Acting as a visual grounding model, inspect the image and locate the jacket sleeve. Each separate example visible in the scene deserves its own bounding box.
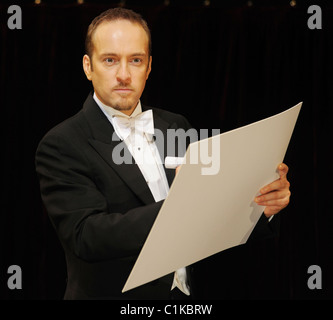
[247,212,281,242]
[35,131,162,263]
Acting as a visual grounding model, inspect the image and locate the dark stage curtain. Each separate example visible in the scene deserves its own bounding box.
[1,1,332,300]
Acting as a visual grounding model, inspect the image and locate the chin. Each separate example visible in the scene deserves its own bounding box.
[112,103,134,112]
[113,98,138,111]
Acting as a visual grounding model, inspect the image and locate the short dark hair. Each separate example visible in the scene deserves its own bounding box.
[85,7,152,59]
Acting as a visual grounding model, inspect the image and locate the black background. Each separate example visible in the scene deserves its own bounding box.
[0,0,332,300]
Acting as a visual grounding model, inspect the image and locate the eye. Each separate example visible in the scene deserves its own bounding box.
[131,58,143,65]
[104,58,115,65]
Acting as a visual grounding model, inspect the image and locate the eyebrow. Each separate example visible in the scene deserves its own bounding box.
[99,52,147,58]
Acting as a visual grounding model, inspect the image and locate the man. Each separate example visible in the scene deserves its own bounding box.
[35,8,291,300]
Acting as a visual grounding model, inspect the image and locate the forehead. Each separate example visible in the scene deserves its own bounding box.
[92,20,149,55]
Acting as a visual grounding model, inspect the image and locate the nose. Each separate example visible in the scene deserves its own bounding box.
[116,61,131,85]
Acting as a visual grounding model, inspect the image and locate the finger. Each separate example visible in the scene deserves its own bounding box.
[255,189,291,204]
[260,178,290,194]
[278,163,289,180]
[258,201,290,218]
[255,195,290,207]
[260,165,290,194]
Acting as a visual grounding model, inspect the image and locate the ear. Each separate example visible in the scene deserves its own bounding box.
[83,54,93,81]
[146,56,152,80]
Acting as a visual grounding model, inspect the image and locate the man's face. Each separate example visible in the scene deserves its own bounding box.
[83,20,152,115]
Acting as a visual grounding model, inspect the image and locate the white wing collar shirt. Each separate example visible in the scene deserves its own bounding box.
[93,93,190,296]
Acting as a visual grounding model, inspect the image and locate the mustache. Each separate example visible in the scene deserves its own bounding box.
[113,83,133,90]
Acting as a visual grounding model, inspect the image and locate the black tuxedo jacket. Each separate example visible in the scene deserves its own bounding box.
[35,93,194,299]
[36,93,278,300]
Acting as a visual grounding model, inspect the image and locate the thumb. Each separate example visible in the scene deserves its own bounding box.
[278,163,289,180]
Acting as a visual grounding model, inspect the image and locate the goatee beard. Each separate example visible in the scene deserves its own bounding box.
[112,103,135,112]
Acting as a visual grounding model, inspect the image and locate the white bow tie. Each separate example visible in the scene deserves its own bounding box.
[112,109,154,141]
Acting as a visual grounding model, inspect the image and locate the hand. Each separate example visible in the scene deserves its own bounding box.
[255,163,291,218]
[175,166,181,175]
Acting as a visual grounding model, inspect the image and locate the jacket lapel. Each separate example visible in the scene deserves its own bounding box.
[82,94,179,204]
[82,94,155,205]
